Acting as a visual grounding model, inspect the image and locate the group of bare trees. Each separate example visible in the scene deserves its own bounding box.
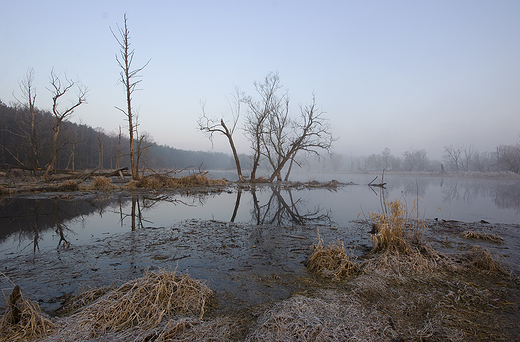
[3,68,88,178]
[442,143,520,174]
[361,148,430,172]
[1,14,150,180]
[198,72,335,182]
[351,143,520,174]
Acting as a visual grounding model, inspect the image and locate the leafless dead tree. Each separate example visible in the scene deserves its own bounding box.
[443,144,463,172]
[244,72,282,180]
[267,94,335,182]
[8,68,40,170]
[197,86,246,182]
[44,69,87,178]
[112,13,150,180]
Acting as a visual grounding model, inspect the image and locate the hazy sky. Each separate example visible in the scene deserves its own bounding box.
[1,0,519,159]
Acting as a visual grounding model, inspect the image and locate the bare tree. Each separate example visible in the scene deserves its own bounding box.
[9,68,40,170]
[267,94,335,182]
[112,13,150,180]
[135,130,154,177]
[461,145,475,172]
[198,86,245,182]
[403,148,429,172]
[44,69,87,178]
[262,83,291,181]
[443,144,463,172]
[243,72,335,182]
[244,72,282,180]
[496,144,520,173]
[329,152,344,172]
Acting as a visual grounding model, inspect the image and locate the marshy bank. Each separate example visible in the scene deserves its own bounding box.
[1,171,519,341]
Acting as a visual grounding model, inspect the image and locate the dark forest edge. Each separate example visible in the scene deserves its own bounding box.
[0,99,247,173]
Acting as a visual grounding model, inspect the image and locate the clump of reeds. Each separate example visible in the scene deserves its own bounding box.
[91,176,115,190]
[136,173,227,189]
[58,285,112,316]
[461,230,504,244]
[123,179,140,189]
[57,180,79,191]
[460,246,506,274]
[0,285,55,342]
[369,199,427,254]
[307,231,359,278]
[138,174,167,188]
[68,268,213,336]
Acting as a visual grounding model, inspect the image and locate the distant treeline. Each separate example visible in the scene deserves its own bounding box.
[0,100,248,172]
[2,99,518,175]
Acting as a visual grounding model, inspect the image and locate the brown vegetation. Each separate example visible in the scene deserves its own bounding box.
[0,283,55,342]
[461,230,504,244]
[368,199,427,254]
[1,269,213,342]
[133,173,227,189]
[300,200,515,341]
[91,176,115,190]
[306,231,359,278]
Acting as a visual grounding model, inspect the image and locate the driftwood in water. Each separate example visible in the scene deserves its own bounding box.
[368,175,386,188]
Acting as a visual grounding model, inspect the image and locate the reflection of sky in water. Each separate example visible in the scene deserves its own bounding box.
[1,173,519,257]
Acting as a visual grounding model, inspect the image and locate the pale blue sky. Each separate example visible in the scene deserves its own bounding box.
[1,0,519,159]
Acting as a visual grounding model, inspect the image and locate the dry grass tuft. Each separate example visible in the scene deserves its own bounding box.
[151,316,235,342]
[73,269,212,334]
[122,179,139,189]
[91,176,115,190]
[138,174,167,188]
[461,230,504,244]
[307,231,359,278]
[57,180,79,192]
[58,286,112,316]
[38,268,214,341]
[459,246,506,274]
[246,290,392,342]
[136,173,227,189]
[0,285,55,342]
[369,199,427,254]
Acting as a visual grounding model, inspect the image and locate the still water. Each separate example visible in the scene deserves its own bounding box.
[1,173,519,257]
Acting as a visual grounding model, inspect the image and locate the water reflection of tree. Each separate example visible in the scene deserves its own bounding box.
[119,195,194,230]
[440,179,520,212]
[493,182,520,212]
[0,196,122,253]
[52,197,71,248]
[246,185,331,226]
[442,179,489,205]
[400,178,429,197]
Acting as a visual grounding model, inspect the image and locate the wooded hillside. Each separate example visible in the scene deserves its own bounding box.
[0,100,244,172]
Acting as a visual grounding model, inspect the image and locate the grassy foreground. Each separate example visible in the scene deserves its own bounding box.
[1,200,519,341]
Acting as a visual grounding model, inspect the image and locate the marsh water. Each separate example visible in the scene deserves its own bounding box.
[1,173,519,315]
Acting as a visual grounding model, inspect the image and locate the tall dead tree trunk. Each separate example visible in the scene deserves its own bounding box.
[112,14,150,180]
